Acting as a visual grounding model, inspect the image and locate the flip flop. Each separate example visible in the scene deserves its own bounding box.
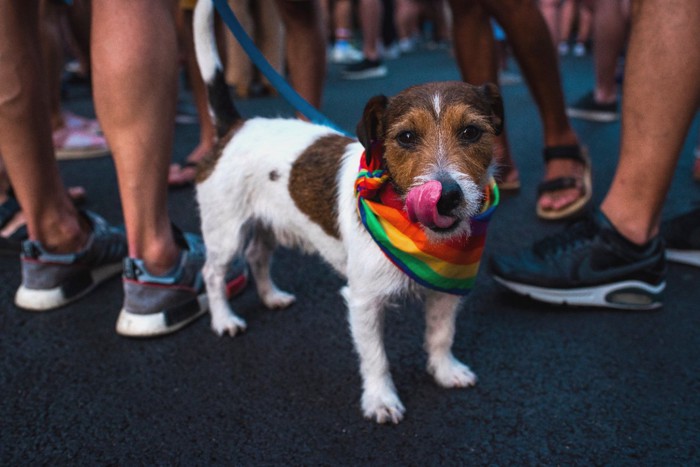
[168,160,199,188]
[536,145,592,220]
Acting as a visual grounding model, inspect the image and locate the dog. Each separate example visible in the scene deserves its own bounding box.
[193,0,503,424]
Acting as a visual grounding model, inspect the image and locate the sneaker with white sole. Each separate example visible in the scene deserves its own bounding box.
[15,211,127,311]
[660,207,700,267]
[490,211,666,310]
[116,229,247,337]
[341,58,388,80]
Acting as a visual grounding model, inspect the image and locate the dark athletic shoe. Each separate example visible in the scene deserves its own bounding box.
[566,91,619,122]
[490,211,666,310]
[660,207,700,267]
[116,230,247,337]
[15,210,127,311]
[341,58,388,80]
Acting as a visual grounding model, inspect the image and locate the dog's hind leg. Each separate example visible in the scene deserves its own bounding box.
[245,223,296,309]
[342,286,405,424]
[424,292,477,388]
[202,229,248,337]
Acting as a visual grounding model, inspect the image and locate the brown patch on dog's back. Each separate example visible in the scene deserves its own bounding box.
[195,121,244,184]
[289,134,352,239]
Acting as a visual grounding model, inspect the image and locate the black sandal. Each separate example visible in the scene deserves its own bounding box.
[536,145,592,220]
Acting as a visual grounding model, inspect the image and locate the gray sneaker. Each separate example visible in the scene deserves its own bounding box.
[116,230,247,337]
[15,210,127,311]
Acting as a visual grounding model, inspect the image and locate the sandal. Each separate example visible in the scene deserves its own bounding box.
[53,126,110,160]
[168,160,199,188]
[0,191,26,254]
[536,145,592,220]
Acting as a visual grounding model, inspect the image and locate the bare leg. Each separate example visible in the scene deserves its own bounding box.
[358,0,383,61]
[0,0,87,253]
[169,5,219,186]
[448,0,519,187]
[592,0,628,103]
[274,0,326,109]
[482,0,584,213]
[91,0,180,274]
[600,0,700,245]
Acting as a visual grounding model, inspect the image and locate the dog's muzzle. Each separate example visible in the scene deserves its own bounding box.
[406,179,463,230]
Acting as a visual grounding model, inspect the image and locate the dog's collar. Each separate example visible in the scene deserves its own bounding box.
[354,142,498,295]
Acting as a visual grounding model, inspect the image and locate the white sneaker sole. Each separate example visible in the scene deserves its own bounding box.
[15,262,123,311]
[115,293,208,338]
[493,276,665,310]
[666,249,700,267]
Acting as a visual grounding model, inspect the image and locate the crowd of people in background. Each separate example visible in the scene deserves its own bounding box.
[0,0,698,336]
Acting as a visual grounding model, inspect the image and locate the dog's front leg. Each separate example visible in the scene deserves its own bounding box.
[343,286,405,424]
[424,292,477,388]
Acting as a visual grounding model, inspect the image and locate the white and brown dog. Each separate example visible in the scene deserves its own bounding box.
[193,1,503,424]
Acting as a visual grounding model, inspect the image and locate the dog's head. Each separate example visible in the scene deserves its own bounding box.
[356,81,503,239]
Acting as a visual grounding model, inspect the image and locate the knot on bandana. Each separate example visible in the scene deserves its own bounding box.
[354,142,499,295]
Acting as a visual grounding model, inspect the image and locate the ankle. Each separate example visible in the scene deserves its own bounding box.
[600,204,658,246]
[38,211,91,254]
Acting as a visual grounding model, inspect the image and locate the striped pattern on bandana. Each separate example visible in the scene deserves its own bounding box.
[354,144,498,295]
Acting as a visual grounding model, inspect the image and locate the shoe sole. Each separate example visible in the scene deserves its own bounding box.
[493,276,665,310]
[566,108,619,123]
[15,262,123,311]
[116,272,248,338]
[116,292,209,338]
[666,249,700,267]
[341,66,388,80]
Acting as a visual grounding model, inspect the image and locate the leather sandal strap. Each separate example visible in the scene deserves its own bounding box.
[537,176,580,196]
[543,145,584,163]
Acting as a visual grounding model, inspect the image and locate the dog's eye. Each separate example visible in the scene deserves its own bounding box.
[396,131,418,148]
[458,125,482,143]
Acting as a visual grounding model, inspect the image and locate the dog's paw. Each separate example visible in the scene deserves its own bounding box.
[362,392,406,424]
[429,357,478,388]
[211,314,247,337]
[261,289,296,310]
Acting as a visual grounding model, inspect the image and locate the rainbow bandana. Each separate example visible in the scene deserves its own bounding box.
[354,143,499,295]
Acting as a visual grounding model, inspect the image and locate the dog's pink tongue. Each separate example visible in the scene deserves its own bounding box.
[406,181,456,229]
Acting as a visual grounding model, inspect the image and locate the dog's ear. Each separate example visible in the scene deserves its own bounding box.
[479,83,504,136]
[356,95,388,155]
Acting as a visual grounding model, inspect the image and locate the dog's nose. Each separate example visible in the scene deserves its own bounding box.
[437,179,462,215]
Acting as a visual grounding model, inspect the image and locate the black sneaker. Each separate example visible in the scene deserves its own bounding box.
[490,211,666,310]
[341,58,387,80]
[660,207,700,267]
[566,91,619,122]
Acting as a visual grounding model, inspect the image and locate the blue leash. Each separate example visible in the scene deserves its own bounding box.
[211,0,349,135]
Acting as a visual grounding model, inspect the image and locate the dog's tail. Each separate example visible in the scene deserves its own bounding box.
[193,0,242,137]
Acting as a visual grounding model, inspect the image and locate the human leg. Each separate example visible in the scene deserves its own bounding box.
[448,0,519,189]
[482,0,588,218]
[491,0,700,309]
[169,2,219,187]
[341,0,388,79]
[274,0,326,108]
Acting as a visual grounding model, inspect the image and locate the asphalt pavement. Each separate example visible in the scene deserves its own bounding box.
[1,44,699,465]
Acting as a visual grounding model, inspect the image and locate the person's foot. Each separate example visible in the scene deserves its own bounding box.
[168,141,213,187]
[490,210,666,310]
[537,146,592,220]
[330,41,363,64]
[115,229,248,337]
[566,91,619,123]
[14,210,128,311]
[660,207,700,267]
[0,187,87,254]
[572,42,586,57]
